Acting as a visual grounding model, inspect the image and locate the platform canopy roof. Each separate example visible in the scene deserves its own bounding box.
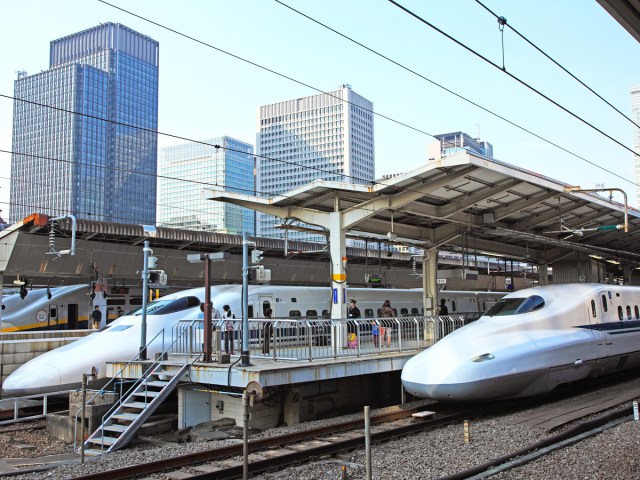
[207,151,640,267]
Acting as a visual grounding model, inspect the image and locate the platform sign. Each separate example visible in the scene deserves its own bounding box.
[437,278,447,284]
[504,278,512,285]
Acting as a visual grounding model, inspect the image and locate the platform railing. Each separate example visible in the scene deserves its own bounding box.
[171,315,465,361]
[0,390,70,425]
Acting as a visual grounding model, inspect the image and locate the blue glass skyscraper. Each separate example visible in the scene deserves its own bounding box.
[10,23,159,224]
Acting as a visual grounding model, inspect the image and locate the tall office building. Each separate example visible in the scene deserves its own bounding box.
[10,23,159,225]
[427,131,493,161]
[256,85,375,241]
[158,137,255,234]
[631,86,640,206]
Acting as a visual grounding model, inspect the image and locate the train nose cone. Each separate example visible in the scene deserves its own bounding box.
[2,363,61,396]
[401,352,456,400]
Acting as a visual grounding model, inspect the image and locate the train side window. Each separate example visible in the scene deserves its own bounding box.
[400,308,408,316]
[365,308,374,317]
[411,308,419,315]
[377,309,382,316]
[322,310,330,318]
[291,298,298,303]
[107,299,126,306]
[590,300,597,318]
[626,306,632,320]
[392,308,397,316]
[601,295,608,312]
[306,310,318,318]
[482,301,486,311]
[50,307,57,318]
[248,305,254,318]
[451,300,457,312]
[289,310,301,317]
[618,306,623,321]
[635,306,639,319]
[262,301,271,316]
[130,297,143,306]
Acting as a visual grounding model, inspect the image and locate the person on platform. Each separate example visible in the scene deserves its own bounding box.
[222,304,235,355]
[438,298,449,316]
[379,299,394,347]
[91,306,102,329]
[262,308,273,355]
[116,306,124,317]
[347,299,361,347]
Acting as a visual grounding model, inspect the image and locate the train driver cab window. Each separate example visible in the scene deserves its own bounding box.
[484,295,545,317]
[451,300,457,312]
[591,300,597,318]
[626,306,632,320]
[635,306,639,319]
[601,295,608,312]
[289,310,302,317]
[132,296,201,316]
[365,308,374,317]
[618,306,624,321]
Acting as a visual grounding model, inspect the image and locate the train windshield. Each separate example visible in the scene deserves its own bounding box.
[130,296,201,316]
[484,295,545,317]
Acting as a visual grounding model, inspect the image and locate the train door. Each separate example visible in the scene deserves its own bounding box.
[593,290,613,347]
[48,305,59,329]
[258,295,273,317]
[67,304,78,329]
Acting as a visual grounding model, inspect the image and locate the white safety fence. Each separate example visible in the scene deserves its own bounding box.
[171,315,465,361]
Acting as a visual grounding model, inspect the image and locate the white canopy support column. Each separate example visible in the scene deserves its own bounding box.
[328,210,347,319]
[539,264,549,286]
[422,248,437,316]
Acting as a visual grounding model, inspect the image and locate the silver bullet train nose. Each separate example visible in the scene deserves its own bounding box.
[2,362,62,396]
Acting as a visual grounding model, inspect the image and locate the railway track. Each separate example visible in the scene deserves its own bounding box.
[67,404,471,480]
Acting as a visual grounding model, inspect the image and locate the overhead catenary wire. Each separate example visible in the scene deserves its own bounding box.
[97,0,639,189]
[0,2,635,227]
[474,0,640,131]
[387,0,639,158]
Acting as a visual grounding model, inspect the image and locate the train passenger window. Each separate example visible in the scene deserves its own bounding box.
[626,306,632,320]
[50,307,57,318]
[291,298,298,303]
[601,295,608,312]
[130,297,143,306]
[365,309,374,317]
[618,306,623,321]
[289,310,301,317]
[322,309,329,318]
[400,308,408,316]
[306,310,318,318]
[107,299,126,306]
[411,308,419,315]
[484,295,545,317]
[591,300,597,318]
[377,309,382,316]
[393,308,397,316]
[451,300,457,312]
[248,305,254,318]
[635,306,639,319]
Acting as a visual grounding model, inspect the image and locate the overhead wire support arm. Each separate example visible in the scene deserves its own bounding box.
[564,186,629,233]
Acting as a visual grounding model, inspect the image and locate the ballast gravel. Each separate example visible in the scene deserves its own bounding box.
[3,389,640,480]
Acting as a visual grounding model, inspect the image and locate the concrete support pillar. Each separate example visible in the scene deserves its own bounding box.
[539,264,549,286]
[422,248,438,316]
[283,388,300,426]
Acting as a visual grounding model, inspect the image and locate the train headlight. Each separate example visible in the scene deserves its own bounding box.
[472,353,495,362]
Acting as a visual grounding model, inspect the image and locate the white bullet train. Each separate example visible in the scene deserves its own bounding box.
[402,283,640,402]
[2,285,503,396]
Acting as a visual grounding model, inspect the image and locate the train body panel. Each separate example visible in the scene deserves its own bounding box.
[2,284,503,396]
[401,283,640,401]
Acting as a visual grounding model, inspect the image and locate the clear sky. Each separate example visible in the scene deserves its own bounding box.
[1,0,640,223]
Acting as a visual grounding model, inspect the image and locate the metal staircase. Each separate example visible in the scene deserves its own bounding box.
[83,362,190,456]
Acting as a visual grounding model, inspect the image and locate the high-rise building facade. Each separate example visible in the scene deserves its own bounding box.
[631,86,640,206]
[158,137,255,234]
[256,85,374,241]
[427,131,493,161]
[10,23,159,224]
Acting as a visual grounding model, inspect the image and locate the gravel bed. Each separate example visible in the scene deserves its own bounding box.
[3,384,640,480]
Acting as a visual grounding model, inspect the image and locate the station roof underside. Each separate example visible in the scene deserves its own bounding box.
[209,152,640,268]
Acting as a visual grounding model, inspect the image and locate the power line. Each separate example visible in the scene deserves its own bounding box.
[273,0,639,188]
[474,0,640,131]
[387,0,639,159]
